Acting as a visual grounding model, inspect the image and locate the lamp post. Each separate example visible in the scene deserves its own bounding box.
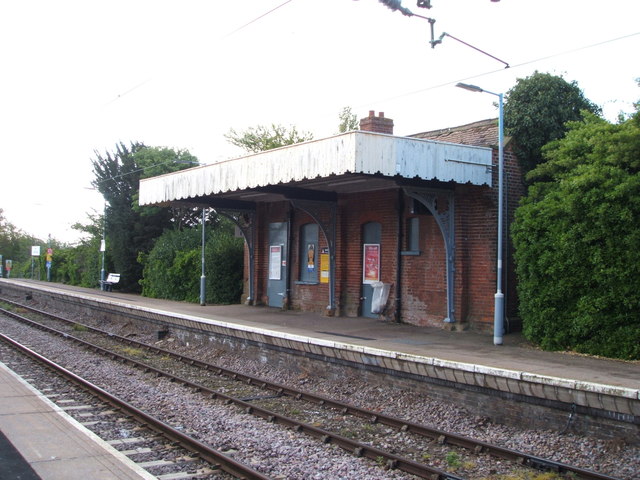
[200,207,206,306]
[100,201,106,290]
[456,82,504,345]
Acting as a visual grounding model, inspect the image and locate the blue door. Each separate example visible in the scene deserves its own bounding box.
[267,222,288,308]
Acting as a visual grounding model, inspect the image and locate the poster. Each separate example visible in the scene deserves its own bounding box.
[307,243,315,272]
[362,243,380,284]
[320,248,329,284]
[269,245,282,280]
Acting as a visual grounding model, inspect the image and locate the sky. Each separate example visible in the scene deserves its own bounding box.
[1,0,638,244]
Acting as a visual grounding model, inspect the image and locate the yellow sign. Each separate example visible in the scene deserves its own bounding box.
[320,252,329,284]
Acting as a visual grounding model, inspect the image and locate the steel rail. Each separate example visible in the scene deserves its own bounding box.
[0,303,466,479]
[0,332,272,480]
[0,298,622,480]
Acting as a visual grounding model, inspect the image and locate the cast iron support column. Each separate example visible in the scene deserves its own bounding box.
[290,199,337,314]
[403,188,456,323]
[217,209,256,305]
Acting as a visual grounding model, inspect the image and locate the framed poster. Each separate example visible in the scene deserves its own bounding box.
[269,245,282,280]
[362,243,380,284]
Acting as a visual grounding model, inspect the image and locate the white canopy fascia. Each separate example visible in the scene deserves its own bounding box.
[139,131,492,206]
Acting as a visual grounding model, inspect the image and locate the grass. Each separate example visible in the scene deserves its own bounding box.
[446,451,462,468]
[117,346,145,357]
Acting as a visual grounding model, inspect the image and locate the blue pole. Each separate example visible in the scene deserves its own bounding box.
[200,208,206,306]
[100,202,106,290]
[494,93,505,345]
[456,83,505,345]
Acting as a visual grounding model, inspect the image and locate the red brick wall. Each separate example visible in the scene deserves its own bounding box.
[455,185,496,327]
[243,146,525,330]
[336,190,400,317]
[503,148,526,325]
[289,210,330,313]
[400,200,447,326]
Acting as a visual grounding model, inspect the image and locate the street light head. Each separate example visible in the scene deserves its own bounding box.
[456,82,484,93]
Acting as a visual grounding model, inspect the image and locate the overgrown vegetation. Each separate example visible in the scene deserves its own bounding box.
[512,109,640,359]
[139,218,243,305]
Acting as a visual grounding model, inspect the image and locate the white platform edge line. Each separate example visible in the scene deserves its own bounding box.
[6,279,639,400]
[0,361,156,480]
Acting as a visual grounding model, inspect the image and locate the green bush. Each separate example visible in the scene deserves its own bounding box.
[139,227,201,300]
[512,112,640,360]
[140,221,243,305]
[205,229,244,304]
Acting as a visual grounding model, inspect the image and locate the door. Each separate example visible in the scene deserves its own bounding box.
[361,222,381,318]
[267,222,288,307]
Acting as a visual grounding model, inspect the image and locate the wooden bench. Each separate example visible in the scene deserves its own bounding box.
[102,273,120,292]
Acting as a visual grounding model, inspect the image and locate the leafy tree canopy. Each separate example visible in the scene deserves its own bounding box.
[504,71,601,176]
[91,143,199,291]
[512,108,640,359]
[225,124,313,153]
[0,208,43,269]
[337,106,359,133]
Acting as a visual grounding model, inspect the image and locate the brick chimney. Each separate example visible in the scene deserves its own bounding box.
[359,110,394,135]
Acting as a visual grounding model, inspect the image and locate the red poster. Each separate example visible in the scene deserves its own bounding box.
[363,243,380,284]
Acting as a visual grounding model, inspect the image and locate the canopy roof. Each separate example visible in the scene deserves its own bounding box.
[139,130,492,207]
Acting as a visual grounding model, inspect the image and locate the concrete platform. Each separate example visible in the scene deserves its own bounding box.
[0,361,154,480]
[1,278,639,442]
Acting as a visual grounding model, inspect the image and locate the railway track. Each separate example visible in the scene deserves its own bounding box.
[0,332,270,480]
[0,297,625,480]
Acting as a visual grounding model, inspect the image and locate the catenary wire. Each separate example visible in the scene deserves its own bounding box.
[362,30,640,106]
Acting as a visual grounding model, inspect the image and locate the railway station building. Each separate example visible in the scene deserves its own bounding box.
[139,111,525,332]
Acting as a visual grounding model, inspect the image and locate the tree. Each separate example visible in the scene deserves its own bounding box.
[511,110,640,360]
[225,124,313,153]
[0,209,42,277]
[0,209,31,265]
[91,143,199,292]
[337,106,359,133]
[54,212,105,287]
[504,71,600,175]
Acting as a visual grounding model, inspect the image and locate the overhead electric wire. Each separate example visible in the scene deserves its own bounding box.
[106,0,296,105]
[359,30,640,106]
[442,32,510,68]
[221,0,295,40]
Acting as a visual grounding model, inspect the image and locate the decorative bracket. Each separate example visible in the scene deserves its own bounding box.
[290,199,337,313]
[403,188,456,323]
[215,209,256,305]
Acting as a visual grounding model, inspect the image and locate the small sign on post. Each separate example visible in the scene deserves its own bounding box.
[31,246,41,280]
[46,247,53,282]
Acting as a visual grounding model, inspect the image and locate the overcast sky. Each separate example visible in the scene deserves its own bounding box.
[1,0,638,244]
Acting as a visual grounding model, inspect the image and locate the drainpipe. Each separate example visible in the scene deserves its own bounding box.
[285,206,293,310]
[396,190,404,323]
